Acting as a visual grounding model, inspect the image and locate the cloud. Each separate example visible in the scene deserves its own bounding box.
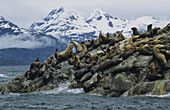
[0,34,56,49]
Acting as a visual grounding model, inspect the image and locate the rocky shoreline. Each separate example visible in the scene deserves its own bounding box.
[0,23,170,97]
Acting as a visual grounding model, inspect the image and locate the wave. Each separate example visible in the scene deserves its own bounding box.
[41,82,84,95]
[0,74,8,78]
[145,93,170,98]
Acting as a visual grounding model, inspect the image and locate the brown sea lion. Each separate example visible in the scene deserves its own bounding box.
[84,53,91,64]
[153,27,161,35]
[160,49,170,58]
[133,37,152,46]
[147,62,163,81]
[77,43,88,58]
[150,62,156,74]
[43,68,53,84]
[101,48,112,61]
[109,31,125,46]
[139,24,153,38]
[45,56,53,64]
[99,32,110,44]
[56,43,74,61]
[96,50,105,56]
[131,27,140,35]
[91,57,123,74]
[37,63,46,77]
[30,57,40,70]
[121,45,136,59]
[110,59,137,75]
[74,65,92,80]
[114,43,121,55]
[106,32,112,39]
[51,58,58,67]
[147,24,153,32]
[55,48,59,59]
[117,31,125,40]
[28,67,39,80]
[152,45,167,68]
[83,73,102,92]
[71,41,83,54]
[131,34,139,42]
[139,44,152,55]
[74,55,85,69]
[85,39,94,48]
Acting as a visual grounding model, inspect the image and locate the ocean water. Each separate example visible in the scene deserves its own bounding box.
[0,66,170,110]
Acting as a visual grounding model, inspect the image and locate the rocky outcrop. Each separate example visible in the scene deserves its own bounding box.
[0,23,170,97]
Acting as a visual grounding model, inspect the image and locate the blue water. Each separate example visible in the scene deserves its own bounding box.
[0,66,170,110]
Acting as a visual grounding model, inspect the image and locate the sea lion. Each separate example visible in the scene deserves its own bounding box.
[51,59,58,67]
[133,37,152,46]
[121,45,136,59]
[152,45,167,68]
[90,55,98,62]
[101,48,112,61]
[77,43,88,58]
[56,43,74,61]
[160,49,170,58]
[71,41,83,54]
[90,57,123,74]
[117,31,125,40]
[45,56,53,64]
[99,32,110,44]
[30,57,40,70]
[28,67,39,80]
[110,59,137,75]
[131,27,140,35]
[139,44,152,55]
[55,48,59,59]
[106,32,112,39]
[83,73,102,92]
[150,62,156,74]
[131,34,139,42]
[109,31,125,46]
[43,68,53,84]
[84,53,91,64]
[147,62,163,81]
[37,63,46,77]
[85,39,94,48]
[139,24,153,38]
[153,27,161,35]
[96,50,105,56]
[74,65,92,80]
[114,43,121,55]
[147,24,153,32]
[74,55,85,69]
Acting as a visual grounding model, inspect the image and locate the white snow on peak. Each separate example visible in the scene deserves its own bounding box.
[87,8,129,33]
[30,7,170,42]
[30,7,98,43]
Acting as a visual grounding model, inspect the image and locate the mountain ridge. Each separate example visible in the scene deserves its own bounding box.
[30,7,167,43]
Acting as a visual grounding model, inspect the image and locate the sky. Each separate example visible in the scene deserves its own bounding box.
[0,0,170,28]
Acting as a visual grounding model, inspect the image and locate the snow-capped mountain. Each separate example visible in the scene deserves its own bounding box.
[0,16,23,36]
[87,8,129,33]
[30,7,98,43]
[30,7,169,43]
[0,16,66,49]
[0,16,67,66]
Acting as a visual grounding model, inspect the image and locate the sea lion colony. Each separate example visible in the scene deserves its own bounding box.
[0,23,170,97]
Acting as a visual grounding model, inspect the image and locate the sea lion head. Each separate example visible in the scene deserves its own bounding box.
[81,40,85,44]
[147,24,152,32]
[35,57,39,62]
